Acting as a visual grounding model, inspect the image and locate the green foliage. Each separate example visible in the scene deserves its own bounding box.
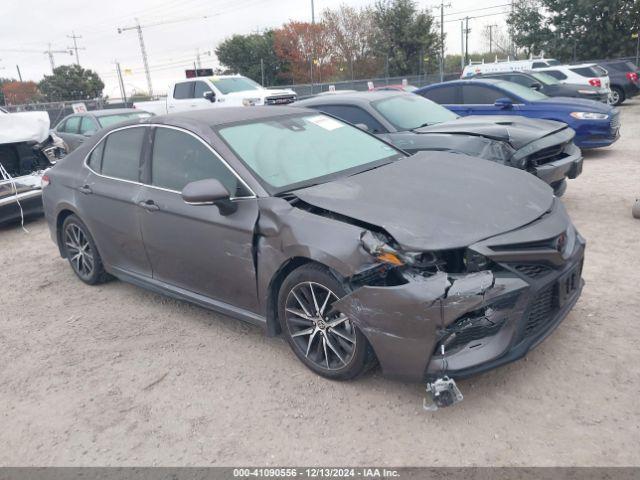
[38,65,104,101]
[508,0,640,61]
[215,30,286,86]
[371,0,441,76]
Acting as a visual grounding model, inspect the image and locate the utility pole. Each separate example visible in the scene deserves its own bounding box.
[196,48,202,69]
[634,32,639,69]
[118,18,153,97]
[460,21,465,70]
[310,0,316,93]
[436,1,451,82]
[115,62,127,104]
[16,65,22,82]
[464,17,470,66]
[260,58,265,86]
[67,31,85,65]
[487,24,498,54]
[43,43,72,73]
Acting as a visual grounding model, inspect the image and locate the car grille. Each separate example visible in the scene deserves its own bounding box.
[527,143,569,166]
[443,318,504,351]
[521,284,556,340]
[265,95,295,105]
[513,263,553,279]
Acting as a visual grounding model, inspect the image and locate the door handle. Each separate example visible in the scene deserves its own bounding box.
[138,200,159,211]
[78,184,92,194]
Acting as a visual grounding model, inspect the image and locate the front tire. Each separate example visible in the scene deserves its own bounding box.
[61,215,110,285]
[277,263,374,380]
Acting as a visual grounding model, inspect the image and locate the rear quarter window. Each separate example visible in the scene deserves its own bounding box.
[100,127,146,182]
[543,70,568,80]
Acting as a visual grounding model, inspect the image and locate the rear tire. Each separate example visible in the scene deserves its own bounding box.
[61,215,110,285]
[277,263,375,380]
[609,86,625,106]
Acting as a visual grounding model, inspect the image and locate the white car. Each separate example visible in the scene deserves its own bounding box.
[461,58,562,77]
[535,64,611,97]
[134,74,297,115]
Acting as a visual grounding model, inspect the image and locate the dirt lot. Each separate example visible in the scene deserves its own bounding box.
[1,100,639,467]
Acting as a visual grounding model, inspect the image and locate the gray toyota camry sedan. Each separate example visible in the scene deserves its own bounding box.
[42,107,584,405]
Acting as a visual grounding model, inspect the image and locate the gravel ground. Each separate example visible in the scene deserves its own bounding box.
[1,100,639,467]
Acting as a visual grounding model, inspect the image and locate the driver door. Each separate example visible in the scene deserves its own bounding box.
[137,125,260,312]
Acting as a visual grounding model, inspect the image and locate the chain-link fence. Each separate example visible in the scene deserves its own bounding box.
[3,99,133,126]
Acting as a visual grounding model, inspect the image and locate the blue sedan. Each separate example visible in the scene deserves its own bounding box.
[415,79,620,148]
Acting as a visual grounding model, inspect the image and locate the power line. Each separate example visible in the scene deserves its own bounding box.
[443,3,512,17]
[67,31,86,65]
[445,10,509,23]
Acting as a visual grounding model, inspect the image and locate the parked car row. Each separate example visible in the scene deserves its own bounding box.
[462,56,639,106]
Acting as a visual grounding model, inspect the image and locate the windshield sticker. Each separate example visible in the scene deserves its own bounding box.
[308,115,344,131]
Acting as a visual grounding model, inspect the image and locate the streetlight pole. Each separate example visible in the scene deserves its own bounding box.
[310,0,316,93]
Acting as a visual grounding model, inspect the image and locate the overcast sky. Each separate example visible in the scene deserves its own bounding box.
[0,0,512,98]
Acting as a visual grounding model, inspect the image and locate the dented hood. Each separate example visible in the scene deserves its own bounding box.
[415,115,567,149]
[293,152,554,251]
[0,111,50,144]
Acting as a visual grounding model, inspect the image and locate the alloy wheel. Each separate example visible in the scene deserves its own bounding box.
[609,90,620,105]
[285,281,356,371]
[64,223,95,279]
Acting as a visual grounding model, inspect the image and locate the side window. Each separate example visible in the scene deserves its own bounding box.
[532,62,547,68]
[64,116,81,133]
[101,127,145,182]
[419,85,461,104]
[544,70,567,80]
[174,82,194,99]
[79,116,99,135]
[151,127,250,197]
[193,81,212,99]
[462,85,505,104]
[314,105,386,133]
[508,75,531,87]
[87,140,105,172]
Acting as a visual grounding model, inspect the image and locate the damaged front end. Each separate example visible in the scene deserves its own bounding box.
[331,201,584,406]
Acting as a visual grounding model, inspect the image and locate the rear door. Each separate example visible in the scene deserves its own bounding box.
[79,126,152,277]
[56,115,85,151]
[191,80,216,110]
[137,125,260,312]
[168,81,195,113]
[418,85,464,115]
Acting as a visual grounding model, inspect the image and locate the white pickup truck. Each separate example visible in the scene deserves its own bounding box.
[134,74,297,115]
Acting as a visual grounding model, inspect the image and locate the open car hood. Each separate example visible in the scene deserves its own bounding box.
[293,152,554,251]
[0,111,50,144]
[414,115,568,149]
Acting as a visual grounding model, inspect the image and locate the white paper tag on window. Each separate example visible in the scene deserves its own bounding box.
[308,115,344,131]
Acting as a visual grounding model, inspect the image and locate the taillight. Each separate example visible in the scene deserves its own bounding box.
[626,72,639,82]
[588,78,601,87]
[41,174,50,188]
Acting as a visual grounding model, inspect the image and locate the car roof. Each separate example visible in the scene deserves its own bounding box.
[425,78,504,87]
[151,106,314,127]
[298,90,406,106]
[88,108,146,117]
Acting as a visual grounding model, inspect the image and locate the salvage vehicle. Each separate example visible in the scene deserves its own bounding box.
[134,74,296,115]
[417,79,619,148]
[297,91,582,196]
[470,71,608,103]
[42,107,585,408]
[54,108,153,152]
[1,111,67,224]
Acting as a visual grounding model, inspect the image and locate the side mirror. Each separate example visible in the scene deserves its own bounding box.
[530,82,542,91]
[354,123,369,131]
[181,178,236,215]
[204,91,216,102]
[494,97,514,109]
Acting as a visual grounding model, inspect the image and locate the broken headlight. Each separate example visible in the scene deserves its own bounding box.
[360,231,446,270]
[464,249,491,272]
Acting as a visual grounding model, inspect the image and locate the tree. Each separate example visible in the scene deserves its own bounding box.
[0,77,17,106]
[273,21,335,84]
[1,81,41,105]
[39,65,104,101]
[508,0,640,61]
[322,5,380,80]
[216,30,285,86]
[371,0,441,77]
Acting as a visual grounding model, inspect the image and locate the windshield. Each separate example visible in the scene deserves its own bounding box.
[530,72,560,85]
[217,114,403,191]
[372,94,458,130]
[98,112,152,128]
[210,76,261,94]
[496,81,548,101]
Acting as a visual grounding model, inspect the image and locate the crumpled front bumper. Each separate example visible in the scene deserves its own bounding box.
[335,201,585,383]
